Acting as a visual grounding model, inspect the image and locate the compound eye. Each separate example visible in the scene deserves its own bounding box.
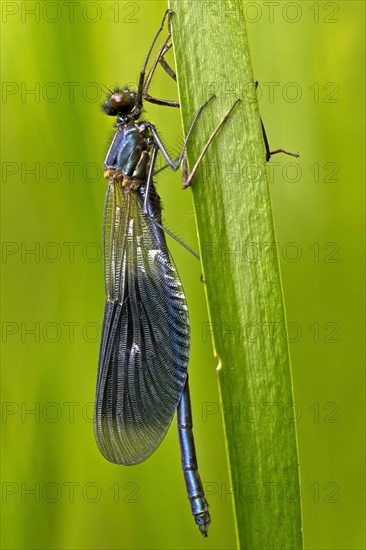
[110,91,135,111]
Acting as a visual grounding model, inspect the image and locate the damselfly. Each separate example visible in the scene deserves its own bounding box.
[93,10,239,537]
[94,9,298,537]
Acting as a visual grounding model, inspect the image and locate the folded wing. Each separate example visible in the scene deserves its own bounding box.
[94,182,190,464]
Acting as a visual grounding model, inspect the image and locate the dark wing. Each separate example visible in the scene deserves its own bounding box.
[94,181,190,464]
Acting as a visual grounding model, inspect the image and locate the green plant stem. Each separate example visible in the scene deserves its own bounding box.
[169,1,303,548]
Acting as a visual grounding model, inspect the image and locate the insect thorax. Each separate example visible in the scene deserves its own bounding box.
[104,121,154,193]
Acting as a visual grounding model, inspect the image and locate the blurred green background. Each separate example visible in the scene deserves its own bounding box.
[1,1,364,549]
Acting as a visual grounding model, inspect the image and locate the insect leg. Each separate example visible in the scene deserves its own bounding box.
[137,9,174,108]
[143,37,179,108]
[147,96,240,189]
[181,99,241,189]
[153,156,179,177]
[143,145,199,259]
[254,80,299,161]
[157,43,176,82]
[147,95,217,178]
[144,144,159,215]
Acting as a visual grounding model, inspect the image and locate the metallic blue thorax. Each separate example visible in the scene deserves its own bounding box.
[105,122,152,181]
